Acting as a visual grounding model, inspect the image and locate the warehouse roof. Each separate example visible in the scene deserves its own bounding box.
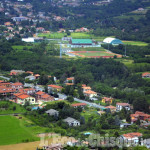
[71,39,92,44]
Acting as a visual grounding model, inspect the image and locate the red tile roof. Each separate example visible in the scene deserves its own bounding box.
[67,77,74,81]
[36,91,45,95]
[17,94,31,99]
[123,132,142,139]
[48,85,63,89]
[65,83,74,86]
[105,105,116,109]
[142,72,150,77]
[12,82,23,86]
[84,90,97,94]
[82,86,91,90]
[116,103,130,106]
[71,103,87,107]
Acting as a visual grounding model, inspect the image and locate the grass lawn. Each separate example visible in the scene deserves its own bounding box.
[123,41,148,46]
[0,116,39,145]
[0,101,26,115]
[115,58,134,66]
[72,47,106,51]
[80,51,114,57]
[12,45,33,50]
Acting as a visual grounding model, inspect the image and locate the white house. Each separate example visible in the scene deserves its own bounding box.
[121,132,143,147]
[25,75,36,81]
[116,103,130,112]
[63,117,80,127]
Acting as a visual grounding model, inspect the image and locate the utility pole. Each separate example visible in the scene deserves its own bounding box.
[125,45,126,57]
[60,43,62,58]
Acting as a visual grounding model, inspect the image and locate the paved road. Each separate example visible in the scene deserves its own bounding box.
[58,93,106,110]
[0,76,10,80]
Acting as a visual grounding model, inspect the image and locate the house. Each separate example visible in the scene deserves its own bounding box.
[22,37,35,43]
[63,117,80,127]
[143,139,150,149]
[25,75,36,81]
[82,86,91,92]
[66,77,74,83]
[116,103,130,112]
[102,97,113,104]
[45,109,59,116]
[36,27,45,32]
[34,74,40,79]
[36,91,54,101]
[130,111,150,124]
[26,71,34,75]
[83,90,97,98]
[12,16,28,22]
[0,87,16,96]
[142,72,150,78]
[10,70,25,76]
[14,93,36,105]
[121,132,143,147]
[43,144,63,150]
[11,82,23,90]
[71,103,87,108]
[120,123,132,129]
[18,88,36,95]
[48,85,63,92]
[105,105,116,113]
[65,83,74,86]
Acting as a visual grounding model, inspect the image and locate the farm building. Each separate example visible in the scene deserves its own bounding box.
[103,37,123,45]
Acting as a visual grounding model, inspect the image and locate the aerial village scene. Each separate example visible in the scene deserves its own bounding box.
[0,0,150,150]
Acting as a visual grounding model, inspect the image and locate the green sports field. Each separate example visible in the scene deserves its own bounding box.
[0,116,39,145]
[81,51,114,57]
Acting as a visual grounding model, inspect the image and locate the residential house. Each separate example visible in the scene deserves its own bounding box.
[25,75,36,81]
[65,83,74,86]
[71,103,87,108]
[0,87,16,96]
[18,88,36,95]
[11,82,23,90]
[121,132,143,147]
[66,77,74,83]
[143,139,150,149]
[10,70,25,76]
[116,103,130,112]
[63,117,80,127]
[34,74,40,79]
[36,91,54,101]
[48,85,63,93]
[14,93,36,105]
[120,123,132,129]
[82,86,91,92]
[36,27,45,32]
[83,90,97,98]
[105,105,116,113]
[45,109,59,116]
[26,71,34,75]
[130,111,150,124]
[102,97,113,104]
[12,16,28,22]
[142,72,150,78]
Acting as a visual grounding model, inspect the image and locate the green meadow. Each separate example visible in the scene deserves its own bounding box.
[0,116,39,145]
[12,45,33,50]
[0,101,26,115]
[123,41,148,46]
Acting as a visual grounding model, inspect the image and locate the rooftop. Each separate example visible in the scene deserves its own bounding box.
[71,39,92,44]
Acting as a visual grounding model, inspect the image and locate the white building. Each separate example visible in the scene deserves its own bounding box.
[22,37,34,43]
[116,103,130,112]
[63,117,80,127]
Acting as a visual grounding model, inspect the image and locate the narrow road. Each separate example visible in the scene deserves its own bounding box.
[58,93,106,110]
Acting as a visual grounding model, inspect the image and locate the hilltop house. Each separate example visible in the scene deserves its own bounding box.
[14,93,36,105]
[11,82,23,90]
[71,103,87,108]
[63,117,80,127]
[102,97,113,104]
[116,103,130,112]
[105,105,116,113]
[45,109,59,117]
[121,132,143,147]
[142,72,150,78]
[36,91,54,102]
[130,111,150,124]
[48,85,63,93]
